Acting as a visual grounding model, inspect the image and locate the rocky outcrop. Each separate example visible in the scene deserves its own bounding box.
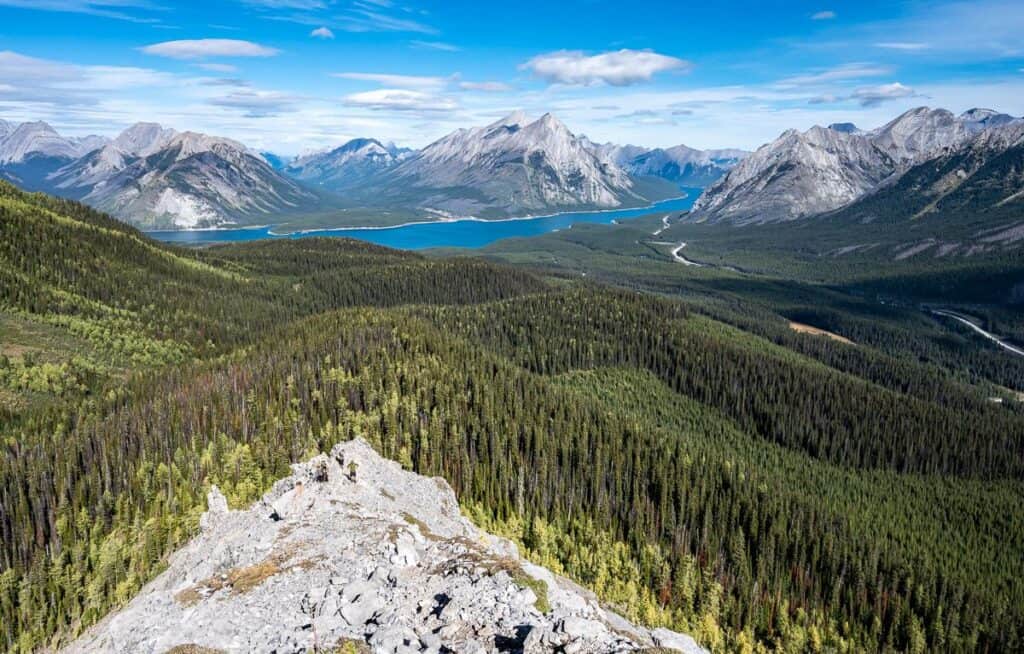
[64,439,704,654]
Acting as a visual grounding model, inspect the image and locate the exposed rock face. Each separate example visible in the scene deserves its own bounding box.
[622,145,747,187]
[0,120,105,164]
[580,138,747,187]
[353,112,647,218]
[76,130,318,229]
[64,439,704,654]
[284,138,412,190]
[823,120,1024,256]
[691,125,896,224]
[1,120,317,229]
[0,120,108,189]
[691,106,1021,224]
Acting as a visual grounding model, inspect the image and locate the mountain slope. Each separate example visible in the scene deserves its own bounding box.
[349,112,654,218]
[692,107,1019,224]
[813,119,1024,257]
[66,439,702,654]
[582,139,747,187]
[624,144,747,186]
[75,130,318,228]
[0,120,108,189]
[0,120,103,164]
[2,120,322,229]
[3,187,1024,654]
[284,137,411,190]
[581,138,648,167]
[691,124,897,224]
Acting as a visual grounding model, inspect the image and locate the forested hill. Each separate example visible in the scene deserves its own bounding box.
[0,179,543,416]
[2,185,1023,653]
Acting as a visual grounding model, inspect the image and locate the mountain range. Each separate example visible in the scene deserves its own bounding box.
[7,106,1020,235]
[691,107,1023,225]
[584,139,748,187]
[331,111,672,219]
[283,112,717,219]
[0,120,318,229]
[0,114,741,229]
[284,138,413,189]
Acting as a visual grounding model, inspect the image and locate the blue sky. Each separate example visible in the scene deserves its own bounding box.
[1,0,1022,153]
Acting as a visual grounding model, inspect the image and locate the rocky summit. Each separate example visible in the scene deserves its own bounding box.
[64,439,704,654]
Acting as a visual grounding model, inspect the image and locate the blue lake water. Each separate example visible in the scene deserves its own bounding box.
[147,190,700,251]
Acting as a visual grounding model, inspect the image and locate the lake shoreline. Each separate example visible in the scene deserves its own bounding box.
[147,191,701,251]
[150,193,690,238]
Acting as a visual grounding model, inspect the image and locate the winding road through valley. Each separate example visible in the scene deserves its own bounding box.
[931,309,1024,357]
[671,242,703,267]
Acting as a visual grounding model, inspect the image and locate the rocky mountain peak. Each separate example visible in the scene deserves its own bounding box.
[0,120,78,163]
[112,122,177,157]
[692,105,1018,224]
[959,107,1019,132]
[868,106,966,162]
[65,439,704,654]
[339,137,388,154]
[169,131,249,160]
[534,112,565,129]
[489,110,532,130]
[284,137,406,188]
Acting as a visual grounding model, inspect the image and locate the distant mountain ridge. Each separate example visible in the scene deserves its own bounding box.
[0,120,318,229]
[691,107,1022,225]
[329,112,671,219]
[623,144,748,186]
[0,112,742,228]
[284,137,412,190]
[80,131,318,229]
[815,119,1024,258]
[580,137,747,187]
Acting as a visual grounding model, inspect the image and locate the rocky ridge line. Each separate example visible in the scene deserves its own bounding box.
[64,439,704,654]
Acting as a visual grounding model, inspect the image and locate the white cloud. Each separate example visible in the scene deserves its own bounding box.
[343,88,456,111]
[776,63,890,87]
[861,0,1024,59]
[850,82,917,106]
[195,63,238,73]
[411,40,460,52]
[811,10,836,20]
[141,39,279,60]
[0,50,176,104]
[208,89,298,116]
[459,81,513,92]
[521,49,691,87]
[338,9,436,34]
[0,0,161,23]
[332,72,449,90]
[310,26,335,39]
[0,51,80,83]
[875,42,930,51]
[808,94,839,104]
